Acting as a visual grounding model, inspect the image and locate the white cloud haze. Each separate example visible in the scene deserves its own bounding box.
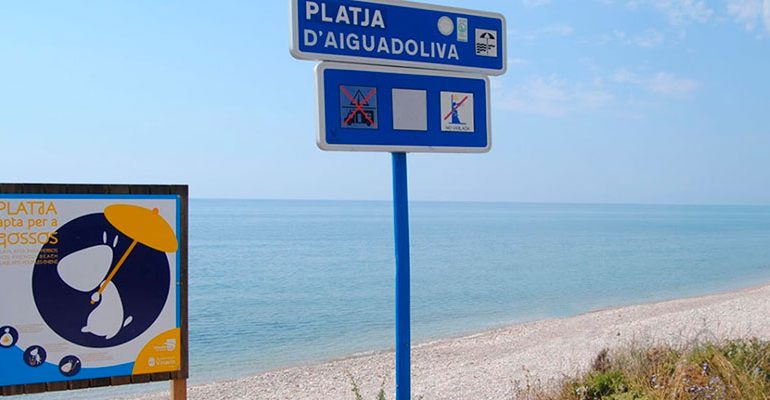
[496,76,614,117]
[728,0,770,33]
[521,0,551,7]
[626,0,715,25]
[613,69,699,97]
[509,24,575,41]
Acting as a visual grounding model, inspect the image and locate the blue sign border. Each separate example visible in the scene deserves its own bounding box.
[316,62,491,153]
[291,0,507,75]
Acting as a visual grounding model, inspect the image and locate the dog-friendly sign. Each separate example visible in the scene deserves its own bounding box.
[316,62,491,153]
[0,184,188,396]
[290,0,507,75]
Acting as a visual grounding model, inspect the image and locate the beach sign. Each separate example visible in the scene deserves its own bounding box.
[291,1,505,398]
[0,184,188,397]
[316,62,491,153]
[290,0,507,75]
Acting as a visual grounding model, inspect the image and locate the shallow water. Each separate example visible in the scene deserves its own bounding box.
[26,200,770,399]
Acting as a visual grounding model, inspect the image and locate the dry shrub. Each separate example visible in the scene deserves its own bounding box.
[517,339,770,400]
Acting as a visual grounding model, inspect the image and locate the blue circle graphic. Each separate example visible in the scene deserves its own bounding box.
[32,213,170,348]
[59,355,82,377]
[23,345,46,367]
[0,326,19,348]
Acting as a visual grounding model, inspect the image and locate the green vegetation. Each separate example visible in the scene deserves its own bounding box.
[348,375,426,400]
[349,375,387,400]
[349,339,770,399]
[521,339,770,400]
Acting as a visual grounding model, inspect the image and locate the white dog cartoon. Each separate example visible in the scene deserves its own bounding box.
[57,232,133,340]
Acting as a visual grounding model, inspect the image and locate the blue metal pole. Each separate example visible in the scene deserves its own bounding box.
[392,152,411,400]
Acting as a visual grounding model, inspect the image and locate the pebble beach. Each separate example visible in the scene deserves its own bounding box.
[120,282,770,400]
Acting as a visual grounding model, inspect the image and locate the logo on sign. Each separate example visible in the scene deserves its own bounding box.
[457,18,469,42]
[340,85,378,129]
[441,92,474,133]
[475,29,498,58]
[438,16,454,36]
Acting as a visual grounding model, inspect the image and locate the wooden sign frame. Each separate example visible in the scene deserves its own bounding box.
[0,184,188,397]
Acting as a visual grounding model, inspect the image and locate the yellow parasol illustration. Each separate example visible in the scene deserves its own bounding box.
[90,205,178,305]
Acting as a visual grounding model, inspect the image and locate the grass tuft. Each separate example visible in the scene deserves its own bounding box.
[350,339,770,399]
[524,339,770,400]
[349,374,388,400]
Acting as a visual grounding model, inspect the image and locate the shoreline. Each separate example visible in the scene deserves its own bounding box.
[116,280,770,400]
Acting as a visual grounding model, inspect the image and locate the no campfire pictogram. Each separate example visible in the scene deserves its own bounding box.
[340,85,378,129]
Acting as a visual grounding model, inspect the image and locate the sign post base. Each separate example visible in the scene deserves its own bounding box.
[171,379,187,400]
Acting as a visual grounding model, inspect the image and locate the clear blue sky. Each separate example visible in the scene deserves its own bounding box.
[1,0,768,204]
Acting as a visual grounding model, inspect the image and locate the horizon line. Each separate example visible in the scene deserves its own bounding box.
[188,197,770,208]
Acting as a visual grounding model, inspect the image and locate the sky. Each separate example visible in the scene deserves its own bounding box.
[1,0,769,204]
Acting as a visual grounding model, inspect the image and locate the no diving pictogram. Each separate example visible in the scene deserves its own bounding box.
[340,85,378,129]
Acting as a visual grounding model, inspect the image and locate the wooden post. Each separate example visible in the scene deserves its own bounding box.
[171,379,187,400]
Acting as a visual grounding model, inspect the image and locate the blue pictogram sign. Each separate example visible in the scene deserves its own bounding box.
[316,62,490,153]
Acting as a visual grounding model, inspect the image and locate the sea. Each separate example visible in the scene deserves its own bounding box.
[25,200,770,399]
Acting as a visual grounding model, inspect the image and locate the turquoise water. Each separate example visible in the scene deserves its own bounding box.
[27,200,770,399]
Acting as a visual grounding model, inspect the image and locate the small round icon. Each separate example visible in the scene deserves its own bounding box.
[59,355,82,377]
[0,326,19,349]
[458,20,468,34]
[23,345,47,367]
[438,16,454,36]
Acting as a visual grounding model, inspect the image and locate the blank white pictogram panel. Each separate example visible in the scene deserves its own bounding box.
[392,89,428,131]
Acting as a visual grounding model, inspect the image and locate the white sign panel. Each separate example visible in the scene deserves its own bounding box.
[0,193,184,388]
